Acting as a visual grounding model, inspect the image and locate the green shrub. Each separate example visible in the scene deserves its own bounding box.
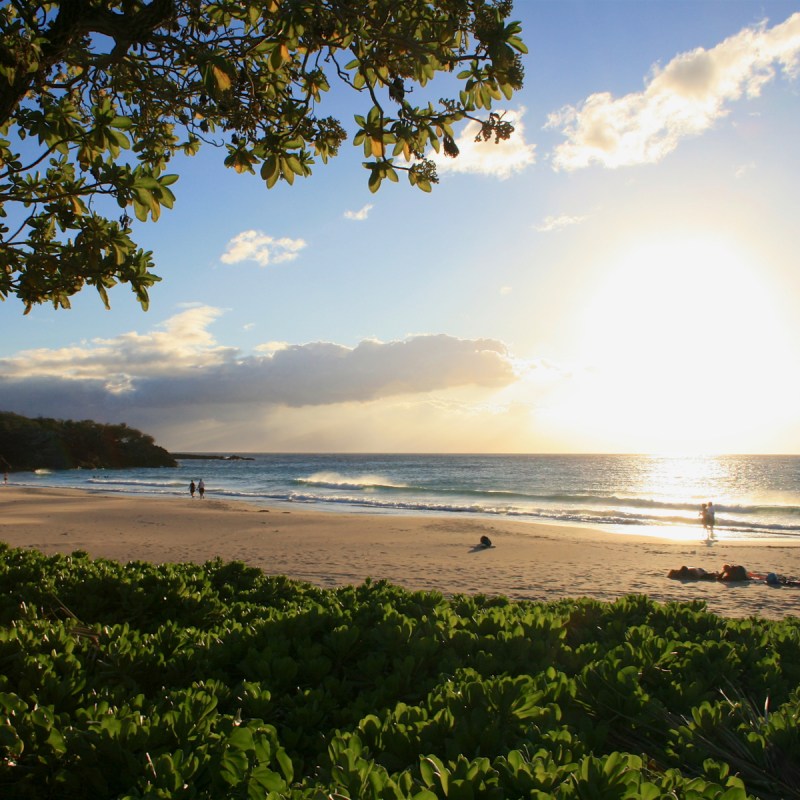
[0,545,798,799]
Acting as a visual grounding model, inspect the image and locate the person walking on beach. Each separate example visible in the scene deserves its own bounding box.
[198,479,205,499]
[189,480,196,499]
[706,501,716,537]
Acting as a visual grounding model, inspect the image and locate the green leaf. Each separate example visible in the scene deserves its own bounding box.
[182,137,202,156]
[279,158,295,185]
[638,782,662,800]
[0,693,27,714]
[269,46,285,71]
[420,756,448,794]
[367,169,381,193]
[46,726,67,754]
[276,748,294,783]
[719,788,748,800]
[285,155,304,175]
[250,765,286,793]
[0,724,22,753]
[227,726,255,751]
[94,283,110,309]
[219,749,249,786]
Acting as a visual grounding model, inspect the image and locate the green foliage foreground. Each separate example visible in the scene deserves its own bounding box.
[1,545,799,799]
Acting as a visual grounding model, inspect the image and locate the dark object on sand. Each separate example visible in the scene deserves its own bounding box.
[669,564,800,587]
[668,566,716,581]
[719,564,749,582]
[479,535,492,548]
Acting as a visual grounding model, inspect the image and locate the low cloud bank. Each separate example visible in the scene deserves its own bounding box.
[0,307,517,435]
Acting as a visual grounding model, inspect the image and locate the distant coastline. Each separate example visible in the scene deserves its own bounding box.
[0,411,176,470]
[172,453,255,461]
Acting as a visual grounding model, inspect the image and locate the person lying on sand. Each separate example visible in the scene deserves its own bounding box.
[718,564,749,582]
[718,564,800,585]
[668,566,717,581]
[667,564,750,581]
[669,564,800,586]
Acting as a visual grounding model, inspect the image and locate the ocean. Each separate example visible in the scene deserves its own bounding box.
[11,453,800,542]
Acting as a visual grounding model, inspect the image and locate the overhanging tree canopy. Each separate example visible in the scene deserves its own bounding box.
[0,0,525,312]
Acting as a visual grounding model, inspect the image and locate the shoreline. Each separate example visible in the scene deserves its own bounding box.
[8,458,800,543]
[2,486,800,620]
[9,477,799,546]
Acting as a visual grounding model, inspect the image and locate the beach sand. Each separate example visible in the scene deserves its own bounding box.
[2,486,800,620]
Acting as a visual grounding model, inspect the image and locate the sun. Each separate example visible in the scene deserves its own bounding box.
[557,232,797,453]
[582,235,776,374]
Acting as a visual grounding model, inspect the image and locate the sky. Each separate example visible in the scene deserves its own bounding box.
[2,0,800,455]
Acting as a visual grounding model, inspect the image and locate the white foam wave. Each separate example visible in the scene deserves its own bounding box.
[280,490,800,537]
[294,471,410,491]
[87,477,187,489]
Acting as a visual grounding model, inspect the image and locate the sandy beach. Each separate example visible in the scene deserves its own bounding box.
[2,486,800,620]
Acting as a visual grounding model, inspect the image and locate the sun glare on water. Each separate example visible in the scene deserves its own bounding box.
[560,234,797,454]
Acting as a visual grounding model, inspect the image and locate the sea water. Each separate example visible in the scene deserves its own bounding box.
[11,453,800,541]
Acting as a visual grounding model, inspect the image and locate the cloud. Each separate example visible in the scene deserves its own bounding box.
[0,308,519,439]
[548,12,800,170]
[431,107,536,179]
[221,229,307,265]
[344,203,374,221]
[254,341,290,355]
[534,214,587,233]
[0,306,236,383]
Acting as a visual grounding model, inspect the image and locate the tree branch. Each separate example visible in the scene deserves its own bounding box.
[0,0,176,128]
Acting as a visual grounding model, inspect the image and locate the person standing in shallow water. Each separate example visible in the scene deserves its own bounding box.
[706,501,716,537]
[198,479,205,499]
[189,480,195,499]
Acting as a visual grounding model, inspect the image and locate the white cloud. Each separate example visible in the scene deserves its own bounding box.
[735,161,756,178]
[431,107,536,179]
[344,203,374,221]
[548,12,800,170]
[254,341,290,355]
[221,229,307,266]
[535,214,587,233]
[0,306,236,384]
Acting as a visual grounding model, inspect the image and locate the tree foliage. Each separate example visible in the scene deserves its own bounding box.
[0,0,526,311]
[0,410,176,469]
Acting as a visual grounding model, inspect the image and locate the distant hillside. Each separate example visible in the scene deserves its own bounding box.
[0,412,177,471]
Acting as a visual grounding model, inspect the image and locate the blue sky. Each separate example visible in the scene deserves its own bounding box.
[2,1,800,454]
